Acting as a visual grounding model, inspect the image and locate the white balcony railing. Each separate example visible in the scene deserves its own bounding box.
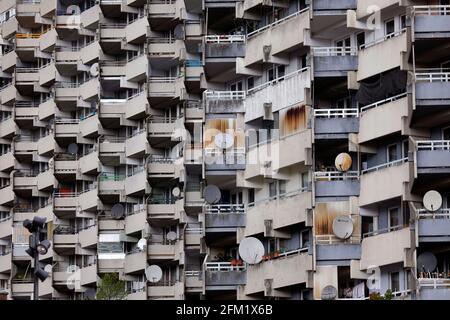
[205,35,245,43]
[362,225,404,238]
[412,5,450,16]
[415,69,450,82]
[314,171,359,181]
[204,90,246,100]
[315,234,361,245]
[314,108,358,118]
[360,29,406,50]
[418,278,450,289]
[360,92,408,113]
[204,262,246,272]
[205,204,245,214]
[417,208,450,219]
[416,140,450,150]
[313,47,357,56]
[361,157,408,175]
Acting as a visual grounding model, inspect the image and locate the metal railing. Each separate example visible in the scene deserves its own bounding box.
[247,67,309,95]
[148,76,177,83]
[204,204,245,214]
[55,118,79,124]
[360,92,408,113]
[204,90,246,100]
[412,5,450,16]
[360,29,406,50]
[316,234,360,245]
[248,187,308,208]
[418,278,450,288]
[415,69,450,82]
[362,225,404,238]
[314,108,358,118]
[416,140,450,150]
[313,46,357,56]
[205,34,245,43]
[417,208,450,219]
[314,171,359,181]
[204,262,246,272]
[247,7,309,38]
[361,157,408,174]
[99,172,126,181]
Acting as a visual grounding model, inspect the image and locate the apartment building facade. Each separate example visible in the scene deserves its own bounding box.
[0,0,449,300]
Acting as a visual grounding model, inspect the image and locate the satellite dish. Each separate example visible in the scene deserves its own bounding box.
[172,187,181,198]
[335,153,352,172]
[214,133,234,149]
[332,216,353,239]
[44,264,53,273]
[90,63,99,77]
[238,237,265,265]
[111,203,125,219]
[145,265,163,283]
[417,252,438,272]
[173,24,185,40]
[166,231,177,242]
[423,190,442,212]
[137,238,147,251]
[67,143,78,155]
[203,185,221,204]
[321,285,338,300]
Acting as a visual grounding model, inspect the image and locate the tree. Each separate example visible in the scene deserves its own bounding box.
[96,273,127,300]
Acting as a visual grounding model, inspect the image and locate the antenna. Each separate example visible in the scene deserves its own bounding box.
[238,237,265,265]
[423,190,442,212]
[111,203,125,219]
[332,216,353,239]
[203,185,221,204]
[145,265,163,283]
[335,153,352,172]
[417,252,437,273]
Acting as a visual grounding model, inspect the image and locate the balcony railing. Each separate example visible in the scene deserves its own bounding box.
[247,67,309,95]
[360,92,407,113]
[416,140,450,150]
[204,90,246,100]
[415,69,450,82]
[361,157,408,174]
[204,204,245,214]
[418,278,450,289]
[417,208,450,219]
[314,171,359,181]
[313,47,357,56]
[248,187,308,208]
[412,5,450,16]
[99,172,125,181]
[314,108,358,118]
[205,35,245,43]
[359,29,406,50]
[316,234,360,245]
[204,262,246,272]
[362,225,404,238]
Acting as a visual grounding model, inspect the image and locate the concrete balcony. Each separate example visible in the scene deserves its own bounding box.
[245,250,313,296]
[415,70,450,106]
[412,5,450,39]
[39,28,57,52]
[0,152,15,172]
[147,158,179,181]
[1,16,18,39]
[80,264,98,286]
[315,235,361,262]
[204,204,246,232]
[313,0,356,15]
[204,35,245,58]
[244,8,310,67]
[418,278,450,300]
[125,91,148,120]
[125,131,149,158]
[0,253,12,274]
[79,151,100,175]
[147,116,181,146]
[39,63,57,86]
[415,141,450,174]
[147,282,184,300]
[99,137,125,166]
[359,93,408,143]
[38,99,56,121]
[81,4,100,29]
[14,103,39,127]
[124,250,146,274]
[79,188,98,212]
[1,50,17,73]
[98,173,125,198]
[0,216,12,239]
[37,133,55,156]
[55,82,79,105]
[184,146,203,166]
[13,137,37,160]
[204,262,246,290]
[357,29,409,81]
[203,90,245,113]
[313,108,359,137]
[11,281,33,297]
[53,193,78,217]
[100,61,126,77]
[147,199,184,222]
[244,68,311,122]
[185,271,203,292]
[39,277,53,298]
[54,119,79,141]
[147,241,181,262]
[146,0,184,23]
[147,38,184,60]
[37,169,53,191]
[125,170,150,196]
[417,209,450,242]
[13,171,38,194]
[184,101,204,122]
[53,232,78,254]
[312,47,358,77]
[314,171,360,198]
[81,41,100,64]
[55,49,80,75]
[0,185,15,206]
[127,289,147,300]
[126,16,148,43]
[147,76,185,107]
[359,159,410,207]
[126,54,148,82]
[125,208,147,235]
[237,0,289,17]
[245,190,312,236]
[355,0,402,19]
[185,227,202,247]
[205,148,246,171]
[79,114,101,138]
[78,225,98,248]
[80,78,99,101]
[359,227,412,270]
[0,117,16,138]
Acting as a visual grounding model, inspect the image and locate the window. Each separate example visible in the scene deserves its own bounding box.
[268,68,275,82]
[356,32,365,49]
[390,272,400,292]
[298,55,307,69]
[402,140,409,159]
[230,80,243,91]
[269,182,277,198]
[279,180,286,196]
[336,37,351,55]
[388,207,400,229]
[387,144,398,162]
[400,15,407,29]
[301,230,310,248]
[385,19,395,37]
[247,77,254,90]
[248,188,255,205]
[277,65,285,78]
[442,126,450,140]
[301,172,309,190]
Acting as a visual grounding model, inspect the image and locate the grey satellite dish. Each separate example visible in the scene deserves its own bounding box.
[335,153,352,172]
[321,285,338,300]
[166,231,177,242]
[84,288,96,300]
[67,143,78,155]
[423,190,442,212]
[417,252,438,272]
[172,187,181,198]
[214,133,234,149]
[238,237,265,265]
[203,185,221,204]
[332,216,353,239]
[173,24,185,40]
[111,203,125,219]
[44,264,53,273]
[137,238,147,251]
[145,265,163,283]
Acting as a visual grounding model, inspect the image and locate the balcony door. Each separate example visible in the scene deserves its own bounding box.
[336,37,351,56]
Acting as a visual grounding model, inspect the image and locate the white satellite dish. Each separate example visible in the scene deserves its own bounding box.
[214,133,234,149]
[166,231,177,242]
[203,185,221,204]
[423,190,442,212]
[321,285,338,300]
[332,216,353,239]
[335,153,352,172]
[417,252,438,272]
[44,264,53,274]
[172,187,181,198]
[238,237,265,265]
[137,238,147,251]
[145,265,163,283]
